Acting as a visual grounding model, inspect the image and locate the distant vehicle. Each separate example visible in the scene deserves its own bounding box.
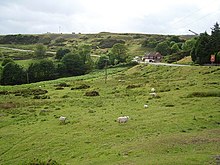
[144,59,155,63]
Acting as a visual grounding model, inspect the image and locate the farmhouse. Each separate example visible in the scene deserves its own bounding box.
[142,52,163,62]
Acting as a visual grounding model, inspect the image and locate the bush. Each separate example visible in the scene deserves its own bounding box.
[96,55,110,69]
[28,59,56,83]
[187,91,220,97]
[85,91,99,96]
[98,39,125,48]
[165,51,190,63]
[126,84,141,89]
[1,62,26,85]
[1,58,14,66]
[71,84,90,90]
[54,83,70,87]
[55,87,64,90]
[0,34,39,44]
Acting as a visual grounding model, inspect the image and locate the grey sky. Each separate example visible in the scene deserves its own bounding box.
[0,0,220,35]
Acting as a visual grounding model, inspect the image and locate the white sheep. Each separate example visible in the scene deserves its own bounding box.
[59,116,67,124]
[149,92,157,97]
[151,88,155,92]
[117,116,129,123]
[144,104,148,108]
[118,79,125,82]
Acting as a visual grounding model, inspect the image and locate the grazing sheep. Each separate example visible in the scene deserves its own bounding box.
[117,116,129,123]
[151,88,155,92]
[149,92,157,97]
[144,104,148,108]
[59,116,67,124]
[118,79,125,82]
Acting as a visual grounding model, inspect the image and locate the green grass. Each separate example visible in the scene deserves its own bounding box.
[0,65,220,164]
[177,56,193,65]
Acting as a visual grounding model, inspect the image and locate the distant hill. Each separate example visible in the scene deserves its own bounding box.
[0,33,194,59]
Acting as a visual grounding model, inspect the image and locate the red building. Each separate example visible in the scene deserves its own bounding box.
[142,52,163,62]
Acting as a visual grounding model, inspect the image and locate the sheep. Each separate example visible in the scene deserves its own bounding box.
[151,88,155,92]
[149,92,157,97]
[118,79,125,82]
[144,104,148,108]
[117,116,129,123]
[59,116,67,124]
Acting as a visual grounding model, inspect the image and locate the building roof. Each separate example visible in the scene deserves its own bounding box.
[144,52,162,58]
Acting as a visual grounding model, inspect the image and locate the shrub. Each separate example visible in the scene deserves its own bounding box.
[165,51,190,63]
[85,91,99,96]
[187,91,220,97]
[0,90,9,95]
[1,62,26,85]
[55,87,64,90]
[98,39,125,48]
[71,84,90,90]
[1,58,14,66]
[54,83,70,87]
[33,95,50,99]
[126,84,141,89]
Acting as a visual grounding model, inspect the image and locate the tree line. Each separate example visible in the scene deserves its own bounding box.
[0,43,131,85]
[141,22,220,64]
[191,22,220,64]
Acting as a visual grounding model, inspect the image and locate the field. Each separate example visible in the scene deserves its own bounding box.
[0,64,220,164]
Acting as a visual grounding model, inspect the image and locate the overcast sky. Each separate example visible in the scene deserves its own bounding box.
[0,0,220,35]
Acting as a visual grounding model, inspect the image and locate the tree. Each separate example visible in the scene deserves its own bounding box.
[142,37,158,48]
[155,41,170,56]
[1,58,14,66]
[1,62,26,85]
[54,37,65,44]
[191,23,220,64]
[96,55,110,69]
[170,43,180,54]
[191,32,211,64]
[28,59,56,82]
[34,43,46,59]
[77,44,94,73]
[169,36,183,43]
[38,35,52,44]
[109,43,128,65]
[182,38,197,52]
[210,22,220,53]
[55,48,70,60]
[216,51,220,63]
[61,52,86,76]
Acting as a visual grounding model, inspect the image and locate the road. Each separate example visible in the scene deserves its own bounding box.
[0,46,56,54]
[146,62,190,67]
[0,46,100,57]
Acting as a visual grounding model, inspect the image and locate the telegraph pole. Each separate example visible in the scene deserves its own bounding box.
[26,72,29,84]
[104,60,108,84]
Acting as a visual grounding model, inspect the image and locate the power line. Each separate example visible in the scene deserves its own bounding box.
[172,0,217,26]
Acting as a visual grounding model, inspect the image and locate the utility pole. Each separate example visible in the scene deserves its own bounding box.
[26,72,29,84]
[104,60,108,84]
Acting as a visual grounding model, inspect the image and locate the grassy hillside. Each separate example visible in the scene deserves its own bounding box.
[0,64,220,164]
[0,33,192,61]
